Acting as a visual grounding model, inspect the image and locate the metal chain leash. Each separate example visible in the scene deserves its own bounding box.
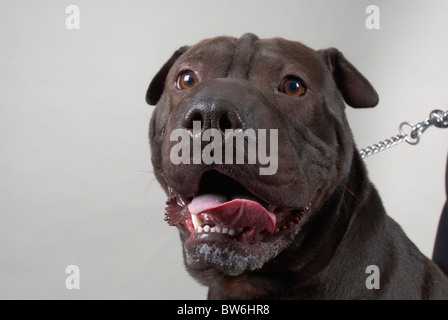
[359,109,448,159]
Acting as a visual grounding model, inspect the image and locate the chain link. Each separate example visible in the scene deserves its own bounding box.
[359,109,448,159]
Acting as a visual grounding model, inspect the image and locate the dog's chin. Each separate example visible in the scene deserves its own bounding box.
[164,170,317,277]
[183,223,302,276]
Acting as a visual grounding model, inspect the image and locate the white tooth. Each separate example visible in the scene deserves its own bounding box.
[215,226,221,233]
[191,214,202,230]
[203,225,210,233]
[210,227,216,233]
[222,227,229,234]
[228,229,236,236]
[197,226,203,233]
[203,213,209,219]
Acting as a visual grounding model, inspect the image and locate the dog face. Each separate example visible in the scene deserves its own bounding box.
[146,34,378,295]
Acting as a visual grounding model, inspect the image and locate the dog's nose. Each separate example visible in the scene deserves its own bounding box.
[181,98,245,132]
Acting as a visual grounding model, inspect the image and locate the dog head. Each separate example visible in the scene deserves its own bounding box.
[146,33,378,297]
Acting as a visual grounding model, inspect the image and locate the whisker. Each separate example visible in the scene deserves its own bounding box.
[145,176,158,197]
[343,186,358,200]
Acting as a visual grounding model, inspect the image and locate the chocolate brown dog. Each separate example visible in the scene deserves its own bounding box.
[146,33,448,299]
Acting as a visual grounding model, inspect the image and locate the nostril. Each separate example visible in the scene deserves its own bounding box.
[181,98,245,131]
[218,114,233,131]
[190,113,203,129]
[183,110,204,130]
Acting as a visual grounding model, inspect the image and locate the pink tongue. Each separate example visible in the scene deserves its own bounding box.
[188,194,276,233]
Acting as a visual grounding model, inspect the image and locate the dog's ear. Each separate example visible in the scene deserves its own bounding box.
[319,48,379,108]
[146,46,189,105]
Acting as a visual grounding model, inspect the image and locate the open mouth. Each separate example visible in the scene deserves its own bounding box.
[163,169,317,275]
[165,170,311,241]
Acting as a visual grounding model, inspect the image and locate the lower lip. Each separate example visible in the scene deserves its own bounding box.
[186,231,238,246]
[185,225,262,249]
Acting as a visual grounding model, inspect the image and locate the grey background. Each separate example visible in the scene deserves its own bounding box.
[0,0,447,299]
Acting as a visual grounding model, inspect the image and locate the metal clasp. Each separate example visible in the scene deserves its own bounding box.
[430,110,448,129]
[399,121,420,145]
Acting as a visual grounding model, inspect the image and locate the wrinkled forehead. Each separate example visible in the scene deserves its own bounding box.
[173,36,328,84]
[252,38,328,83]
[176,37,238,68]
[255,38,323,68]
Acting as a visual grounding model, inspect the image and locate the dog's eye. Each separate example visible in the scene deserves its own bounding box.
[279,76,306,96]
[177,70,198,90]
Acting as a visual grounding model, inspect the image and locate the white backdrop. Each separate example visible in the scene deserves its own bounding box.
[0,0,447,299]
